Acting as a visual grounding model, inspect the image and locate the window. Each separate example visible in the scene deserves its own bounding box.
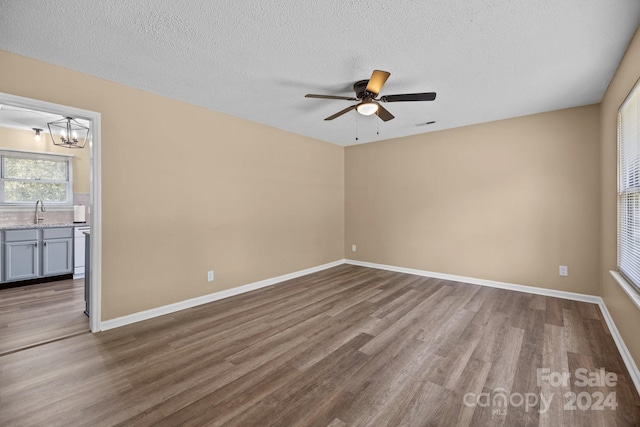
[0,150,73,205]
[618,81,640,290]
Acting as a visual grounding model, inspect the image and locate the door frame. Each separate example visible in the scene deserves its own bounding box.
[0,92,102,332]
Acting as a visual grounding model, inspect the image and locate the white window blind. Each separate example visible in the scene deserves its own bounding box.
[618,81,640,290]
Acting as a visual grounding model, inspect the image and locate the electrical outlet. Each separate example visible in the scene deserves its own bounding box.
[559,265,568,277]
[207,270,214,282]
[352,244,357,252]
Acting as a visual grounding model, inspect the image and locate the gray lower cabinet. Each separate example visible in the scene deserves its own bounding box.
[5,229,39,281]
[3,227,73,282]
[42,228,73,277]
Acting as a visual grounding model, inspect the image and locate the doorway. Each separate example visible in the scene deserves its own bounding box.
[0,93,101,342]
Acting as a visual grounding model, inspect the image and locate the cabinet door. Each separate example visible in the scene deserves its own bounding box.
[42,238,73,276]
[5,241,39,281]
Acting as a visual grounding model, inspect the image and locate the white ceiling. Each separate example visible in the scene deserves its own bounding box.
[0,104,90,135]
[0,1,639,146]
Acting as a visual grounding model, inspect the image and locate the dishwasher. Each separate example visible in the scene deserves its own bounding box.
[74,226,90,279]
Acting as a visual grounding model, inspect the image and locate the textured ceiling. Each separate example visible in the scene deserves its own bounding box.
[0,1,639,146]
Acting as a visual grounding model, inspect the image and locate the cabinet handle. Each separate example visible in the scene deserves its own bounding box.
[35,242,37,247]
[44,241,47,247]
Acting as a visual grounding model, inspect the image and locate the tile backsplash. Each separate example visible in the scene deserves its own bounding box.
[0,193,90,227]
[74,193,90,206]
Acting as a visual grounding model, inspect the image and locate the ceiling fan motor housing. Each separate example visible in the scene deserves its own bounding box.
[353,80,373,99]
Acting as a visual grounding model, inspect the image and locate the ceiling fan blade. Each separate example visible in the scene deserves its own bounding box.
[380,92,437,102]
[376,104,395,122]
[365,70,391,95]
[325,105,356,121]
[306,94,358,101]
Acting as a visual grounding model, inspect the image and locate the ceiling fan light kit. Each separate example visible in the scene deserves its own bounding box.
[356,100,378,116]
[305,69,436,123]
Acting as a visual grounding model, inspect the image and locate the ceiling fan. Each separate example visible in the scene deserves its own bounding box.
[305,70,436,122]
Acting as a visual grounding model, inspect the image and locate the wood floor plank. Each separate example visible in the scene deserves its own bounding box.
[366,274,424,303]
[450,357,493,426]
[529,294,547,311]
[393,380,453,426]
[152,363,302,427]
[358,285,452,356]
[521,303,546,349]
[0,278,88,355]
[326,419,347,427]
[1,265,639,426]
[484,326,525,392]
[440,323,485,391]
[539,323,577,426]
[545,297,565,327]
[339,338,436,426]
[563,308,592,357]
[423,307,477,358]
[504,342,543,426]
[470,288,503,326]
[223,333,373,427]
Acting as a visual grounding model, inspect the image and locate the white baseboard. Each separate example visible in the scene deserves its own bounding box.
[345,259,640,394]
[346,259,601,303]
[100,259,345,331]
[595,299,640,393]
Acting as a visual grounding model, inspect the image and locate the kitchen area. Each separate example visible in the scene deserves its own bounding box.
[0,207,90,311]
[0,104,92,354]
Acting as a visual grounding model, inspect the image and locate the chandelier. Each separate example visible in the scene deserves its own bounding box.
[47,117,90,148]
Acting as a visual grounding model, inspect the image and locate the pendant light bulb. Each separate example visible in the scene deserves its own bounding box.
[33,128,42,142]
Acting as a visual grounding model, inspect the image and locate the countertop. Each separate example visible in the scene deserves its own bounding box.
[0,223,89,230]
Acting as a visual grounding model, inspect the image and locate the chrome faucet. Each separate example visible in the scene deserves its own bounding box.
[34,199,46,224]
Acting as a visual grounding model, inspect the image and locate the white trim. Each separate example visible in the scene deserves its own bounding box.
[597,298,640,393]
[610,270,640,311]
[345,259,640,395]
[0,93,102,333]
[89,114,101,333]
[345,259,600,303]
[0,147,74,158]
[0,205,73,212]
[100,259,345,331]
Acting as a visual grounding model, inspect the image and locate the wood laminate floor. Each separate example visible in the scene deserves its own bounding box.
[1,265,638,426]
[0,278,88,355]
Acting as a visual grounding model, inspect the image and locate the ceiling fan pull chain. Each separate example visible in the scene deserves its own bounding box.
[355,114,359,141]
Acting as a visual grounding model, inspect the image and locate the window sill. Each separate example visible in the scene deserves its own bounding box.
[610,270,640,311]
[0,205,73,212]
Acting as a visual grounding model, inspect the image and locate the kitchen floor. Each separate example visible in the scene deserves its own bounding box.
[0,278,88,355]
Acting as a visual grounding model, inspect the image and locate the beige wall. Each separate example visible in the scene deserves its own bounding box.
[0,126,90,194]
[601,28,640,364]
[0,50,344,320]
[346,105,601,295]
